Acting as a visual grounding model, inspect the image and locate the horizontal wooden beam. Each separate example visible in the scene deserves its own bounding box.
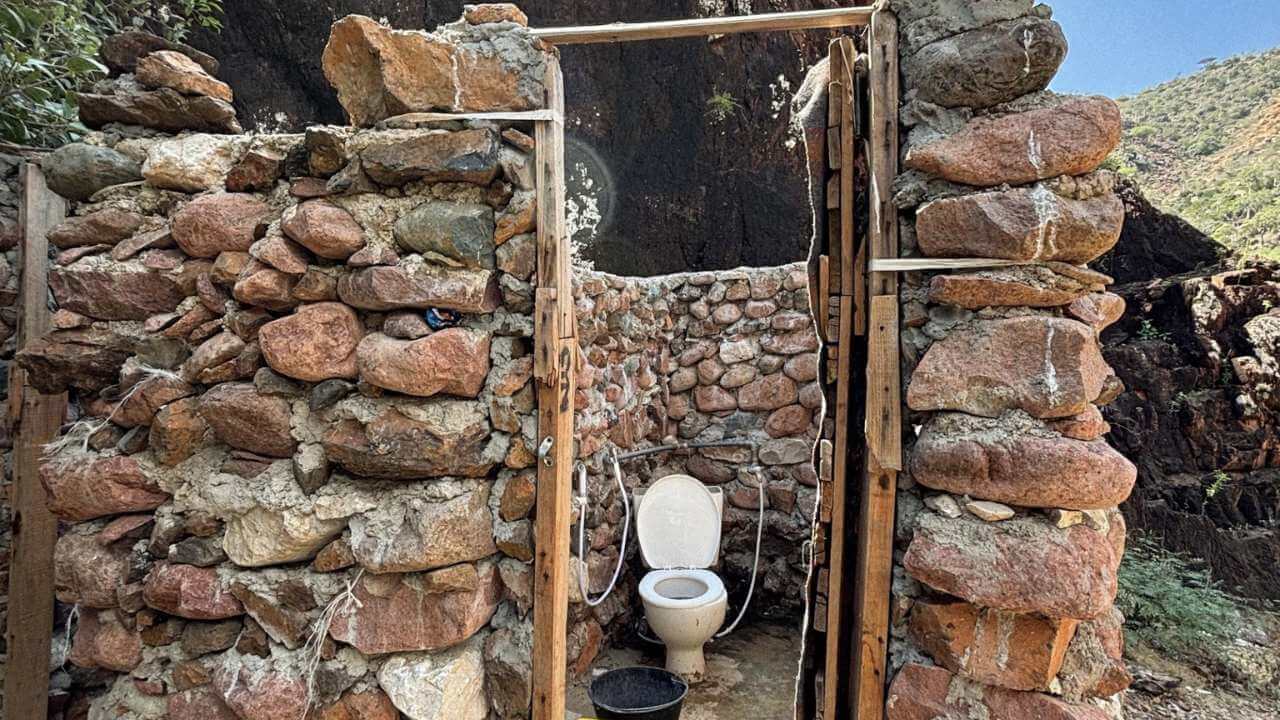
[868,258,1026,272]
[382,109,560,125]
[531,7,874,45]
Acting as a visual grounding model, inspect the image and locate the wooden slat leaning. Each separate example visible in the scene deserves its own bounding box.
[4,163,67,720]
[531,7,873,45]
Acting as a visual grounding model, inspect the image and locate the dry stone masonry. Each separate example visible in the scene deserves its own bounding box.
[21,6,557,719]
[887,1,1136,718]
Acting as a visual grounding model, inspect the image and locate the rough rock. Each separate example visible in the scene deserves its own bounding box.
[917,187,1124,264]
[223,505,346,567]
[69,609,143,672]
[903,512,1119,620]
[212,652,309,720]
[54,530,130,608]
[114,376,196,427]
[906,96,1122,186]
[909,600,1077,691]
[331,565,500,654]
[143,134,250,192]
[50,263,185,321]
[136,50,233,102]
[903,17,1068,109]
[886,663,1110,720]
[317,689,400,720]
[142,562,243,619]
[338,261,500,313]
[359,128,500,186]
[77,84,241,134]
[172,193,270,257]
[42,143,142,201]
[484,622,533,718]
[167,687,239,720]
[376,638,488,720]
[322,403,498,479]
[40,455,168,521]
[226,147,285,192]
[911,412,1136,510]
[393,201,496,269]
[907,317,1111,418]
[99,29,219,75]
[281,200,367,260]
[198,382,297,458]
[349,489,497,573]
[1057,606,1131,701]
[183,331,246,381]
[15,326,136,393]
[259,302,363,381]
[48,209,144,249]
[383,310,432,339]
[356,329,491,398]
[250,232,310,275]
[927,265,1100,310]
[233,262,299,311]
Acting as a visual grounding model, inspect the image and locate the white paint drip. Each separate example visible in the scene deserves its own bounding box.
[1027,128,1045,176]
[1029,183,1061,260]
[451,52,464,111]
[1022,28,1035,76]
[995,612,1013,671]
[1044,322,1060,404]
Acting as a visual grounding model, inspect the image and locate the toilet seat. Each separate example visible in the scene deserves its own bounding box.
[639,569,726,610]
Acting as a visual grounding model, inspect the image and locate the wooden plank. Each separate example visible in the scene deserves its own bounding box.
[837,37,856,298]
[869,257,1026,272]
[5,163,67,720]
[822,293,853,719]
[530,54,576,720]
[866,9,900,300]
[817,255,829,341]
[531,7,873,44]
[383,109,558,124]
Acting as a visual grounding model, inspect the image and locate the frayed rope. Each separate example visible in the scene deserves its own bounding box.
[42,365,183,462]
[299,569,364,718]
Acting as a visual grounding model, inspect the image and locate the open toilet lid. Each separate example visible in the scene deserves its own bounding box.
[636,474,721,569]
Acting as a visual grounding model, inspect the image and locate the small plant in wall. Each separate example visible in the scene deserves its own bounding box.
[1136,319,1171,342]
[705,87,743,125]
[1205,469,1230,499]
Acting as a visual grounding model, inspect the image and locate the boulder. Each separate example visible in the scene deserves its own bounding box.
[909,600,1078,691]
[41,143,142,201]
[907,317,1111,418]
[113,376,196,427]
[1057,606,1132,701]
[77,85,241,134]
[14,325,136,393]
[40,455,167,521]
[903,17,1067,109]
[167,688,239,720]
[99,30,219,75]
[212,652,309,720]
[916,188,1125,264]
[737,374,798,411]
[484,622,533,718]
[69,609,142,672]
[349,489,497,573]
[317,689,400,720]
[143,134,250,192]
[281,200,367,259]
[249,232,310,275]
[338,261,500,313]
[911,412,1136,510]
[182,331,246,381]
[48,209,144,249]
[906,96,1122,187]
[378,642,488,719]
[223,505,347,567]
[322,402,499,479]
[226,148,285,192]
[356,329,491,398]
[359,128,500,186]
[904,512,1119,620]
[142,562,243,619]
[198,383,297,458]
[331,564,500,655]
[886,664,1111,720]
[136,50,233,102]
[393,201,496,269]
[54,531,130,608]
[927,265,1100,310]
[233,262,299,311]
[171,193,270,257]
[49,262,185,321]
[259,302,363,381]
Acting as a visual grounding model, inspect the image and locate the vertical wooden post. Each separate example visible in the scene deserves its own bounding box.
[5,163,67,720]
[851,9,901,720]
[531,53,577,720]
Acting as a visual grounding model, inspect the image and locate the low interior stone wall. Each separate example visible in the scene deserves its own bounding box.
[571,264,820,646]
[886,1,1135,718]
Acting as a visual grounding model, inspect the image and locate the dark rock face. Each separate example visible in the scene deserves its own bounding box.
[1093,178,1223,284]
[189,0,838,275]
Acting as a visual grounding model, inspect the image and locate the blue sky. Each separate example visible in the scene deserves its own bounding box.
[1050,0,1280,97]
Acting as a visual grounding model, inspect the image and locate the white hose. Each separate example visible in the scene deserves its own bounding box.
[713,465,766,639]
[576,456,630,607]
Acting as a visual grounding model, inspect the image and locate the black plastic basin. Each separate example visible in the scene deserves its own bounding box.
[588,666,689,720]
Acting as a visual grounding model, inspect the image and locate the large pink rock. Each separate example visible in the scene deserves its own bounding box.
[905,96,1122,187]
[908,317,1111,419]
[198,382,297,458]
[330,562,500,654]
[357,329,491,398]
[259,302,363,381]
[213,654,309,720]
[887,664,1111,720]
[168,688,239,720]
[916,188,1124,264]
[49,264,185,321]
[69,609,142,672]
[281,200,367,259]
[172,193,271,258]
[904,513,1119,620]
[40,455,168,521]
[350,489,497,573]
[316,689,400,720]
[113,376,196,427]
[322,402,497,479]
[137,49,232,101]
[48,209,143,249]
[143,563,244,619]
[338,262,501,314]
[54,531,130,608]
[1058,606,1132,701]
[927,265,1103,310]
[359,128,502,185]
[911,412,1136,510]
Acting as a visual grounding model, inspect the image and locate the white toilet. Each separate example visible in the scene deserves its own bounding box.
[634,474,728,680]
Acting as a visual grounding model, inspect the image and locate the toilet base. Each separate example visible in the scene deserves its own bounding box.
[664,644,708,681]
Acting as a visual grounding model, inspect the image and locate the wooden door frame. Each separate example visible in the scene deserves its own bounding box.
[527,7,895,720]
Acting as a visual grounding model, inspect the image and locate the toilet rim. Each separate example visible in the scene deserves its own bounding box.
[639,569,726,610]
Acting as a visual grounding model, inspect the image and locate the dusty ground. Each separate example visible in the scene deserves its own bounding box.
[1124,627,1280,720]
[566,621,803,720]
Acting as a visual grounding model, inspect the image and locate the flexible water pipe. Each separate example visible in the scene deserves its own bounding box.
[575,455,630,607]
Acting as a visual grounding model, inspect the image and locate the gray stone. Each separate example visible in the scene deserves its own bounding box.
[42,143,142,201]
[903,17,1067,109]
[310,379,355,411]
[393,201,496,269]
[760,438,811,465]
[378,639,488,720]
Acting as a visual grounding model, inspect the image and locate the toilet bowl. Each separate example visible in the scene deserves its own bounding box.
[634,475,728,680]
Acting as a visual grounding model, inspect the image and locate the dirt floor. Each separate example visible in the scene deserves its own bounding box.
[566,621,804,720]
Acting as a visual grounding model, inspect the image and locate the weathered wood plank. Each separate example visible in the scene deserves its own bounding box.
[822,293,854,718]
[532,7,873,45]
[5,163,67,720]
[866,10,900,300]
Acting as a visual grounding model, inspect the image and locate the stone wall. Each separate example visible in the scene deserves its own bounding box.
[18,8,558,719]
[886,1,1137,718]
[0,149,22,713]
[571,264,820,645]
